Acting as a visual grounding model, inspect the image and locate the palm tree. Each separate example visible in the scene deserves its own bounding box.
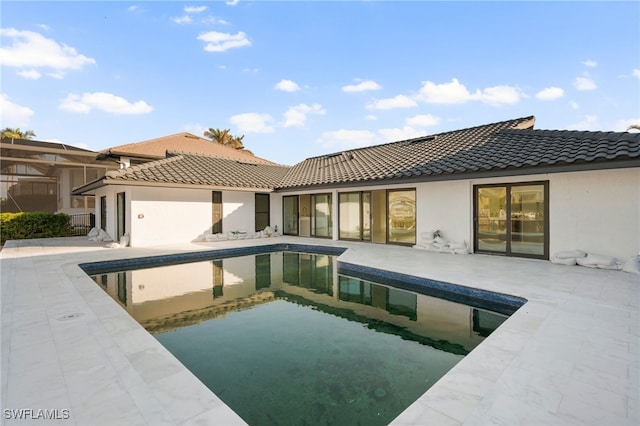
[203,128,245,150]
[1,128,36,139]
[628,124,640,132]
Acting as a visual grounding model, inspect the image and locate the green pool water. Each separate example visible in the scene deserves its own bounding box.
[91,251,508,425]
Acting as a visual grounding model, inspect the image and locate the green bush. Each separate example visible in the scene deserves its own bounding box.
[0,212,72,244]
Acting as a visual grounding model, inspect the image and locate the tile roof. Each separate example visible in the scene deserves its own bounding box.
[102,132,278,165]
[86,151,290,191]
[277,116,640,189]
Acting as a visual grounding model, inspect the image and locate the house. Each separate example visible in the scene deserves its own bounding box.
[96,132,277,168]
[72,151,291,246]
[72,116,640,261]
[0,137,119,214]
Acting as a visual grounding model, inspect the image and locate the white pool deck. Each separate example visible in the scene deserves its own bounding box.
[1,236,638,425]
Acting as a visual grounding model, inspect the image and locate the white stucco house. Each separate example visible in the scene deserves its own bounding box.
[73,116,640,263]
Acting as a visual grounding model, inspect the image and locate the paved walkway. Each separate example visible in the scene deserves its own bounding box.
[1,237,638,425]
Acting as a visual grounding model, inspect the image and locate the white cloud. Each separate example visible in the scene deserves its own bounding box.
[172,15,192,24]
[573,76,597,91]
[197,31,251,52]
[366,95,417,110]
[275,79,300,92]
[185,6,208,13]
[283,103,325,128]
[582,60,598,68]
[633,69,640,79]
[364,115,377,121]
[570,101,579,109]
[342,80,381,93]
[0,93,34,127]
[0,28,96,76]
[378,126,426,142]
[127,6,139,12]
[58,92,153,114]
[477,85,523,106]
[405,114,440,128]
[418,78,475,104]
[17,69,41,80]
[226,0,240,6]
[535,87,564,101]
[567,115,599,131]
[614,118,640,132]
[202,16,229,25]
[230,113,274,133]
[418,78,523,106]
[317,129,377,150]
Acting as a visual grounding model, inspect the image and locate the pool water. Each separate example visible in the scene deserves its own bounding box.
[91,251,508,426]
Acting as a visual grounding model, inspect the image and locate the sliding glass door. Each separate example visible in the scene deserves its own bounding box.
[339,192,370,241]
[474,182,548,259]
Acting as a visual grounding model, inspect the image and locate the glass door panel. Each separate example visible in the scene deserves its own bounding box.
[339,193,361,240]
[510,185,545,256]
[388,190,416,244]
[476,187,507,253]
[312,194,332,237]
[371,190,387,243]
[283,196,299,235]
[299,194,311,237]
[362,192,371,241]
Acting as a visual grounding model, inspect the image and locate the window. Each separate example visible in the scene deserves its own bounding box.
[116,192,126,241]
[255,193,270,232]
[474,182,548,259]
[212,191,222,234]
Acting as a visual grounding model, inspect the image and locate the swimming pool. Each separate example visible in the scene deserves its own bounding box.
[82,245,523,425]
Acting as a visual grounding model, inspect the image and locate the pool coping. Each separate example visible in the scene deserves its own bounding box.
[1,236,638,425]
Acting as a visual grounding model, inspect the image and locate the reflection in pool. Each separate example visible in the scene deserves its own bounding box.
[91,251,508,426]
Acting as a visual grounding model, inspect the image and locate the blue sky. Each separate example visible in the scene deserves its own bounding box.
[2,1,639,165]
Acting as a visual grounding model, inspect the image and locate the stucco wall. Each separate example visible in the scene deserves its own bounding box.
[129,186,211,247]
[221,191,256,234]
[415,180,472,246]
[548,168,639,259]
[93,186,278,247]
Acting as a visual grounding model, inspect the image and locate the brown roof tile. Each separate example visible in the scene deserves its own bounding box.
[101,151,290,190]
[277,116,640,189]
[102,132,278,165]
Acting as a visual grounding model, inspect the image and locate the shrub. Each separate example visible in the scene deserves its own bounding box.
[0,212,72,244]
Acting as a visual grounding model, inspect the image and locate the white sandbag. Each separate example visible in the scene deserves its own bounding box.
[622,256,640,274]
[421,231,436,240]
[421,238,436,244]
[97,229,113,242]
[434,236,449,245]
[578,253,617,267]
[551,256,577,266]
[119,233,130,248]
[450,241,467,250]
[87,227,100,238]
[106,242,121,249]
[453,247,470,255]
[553,250,587,259]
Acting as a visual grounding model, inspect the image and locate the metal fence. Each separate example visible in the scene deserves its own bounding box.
[69,213,95,236]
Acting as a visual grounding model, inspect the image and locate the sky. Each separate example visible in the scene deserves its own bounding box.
[1,1,639,166]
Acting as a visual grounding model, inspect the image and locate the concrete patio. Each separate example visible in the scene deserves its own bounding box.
[1,236,638,425]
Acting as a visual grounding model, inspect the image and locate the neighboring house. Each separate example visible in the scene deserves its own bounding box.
[97,132,277,168]
[72,116,640,261]
[0,137,119,214]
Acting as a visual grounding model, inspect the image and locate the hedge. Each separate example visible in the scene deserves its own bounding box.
[0,212,72,244]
